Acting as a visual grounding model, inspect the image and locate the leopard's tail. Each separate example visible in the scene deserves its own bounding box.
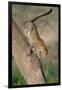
[30,8,52,23]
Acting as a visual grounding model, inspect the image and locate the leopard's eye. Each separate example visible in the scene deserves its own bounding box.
[33,48,36,53]
[33,48,36,51]
[34,48,36,51]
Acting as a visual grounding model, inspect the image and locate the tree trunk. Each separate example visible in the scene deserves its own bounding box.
[12,19,46,85]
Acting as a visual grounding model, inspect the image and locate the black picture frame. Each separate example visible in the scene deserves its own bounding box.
[8,1,61,88]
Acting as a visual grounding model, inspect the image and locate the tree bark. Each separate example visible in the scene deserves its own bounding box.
[12,19,46,85]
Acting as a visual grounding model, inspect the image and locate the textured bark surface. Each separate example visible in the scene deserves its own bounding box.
[12,19,46,84]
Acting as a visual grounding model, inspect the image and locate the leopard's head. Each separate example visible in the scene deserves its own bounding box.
[33,44,48,59]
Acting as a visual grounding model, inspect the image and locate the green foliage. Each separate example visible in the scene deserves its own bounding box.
[43,62,58,83]
[12,61,27,86]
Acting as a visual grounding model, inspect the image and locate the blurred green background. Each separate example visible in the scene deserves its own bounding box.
[12,4,59,86]
[12,60,27,86]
